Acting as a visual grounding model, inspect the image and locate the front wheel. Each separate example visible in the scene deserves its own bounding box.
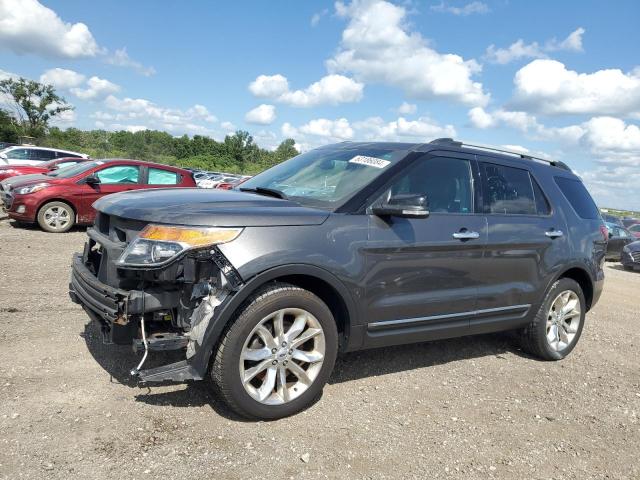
[520,278,586,360]
[37,201,75,233]
[211,283,338,419]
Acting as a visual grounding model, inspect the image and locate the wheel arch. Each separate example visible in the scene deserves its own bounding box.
[557,266,594,311]
[36,197,78,217]
[191,264,359,376]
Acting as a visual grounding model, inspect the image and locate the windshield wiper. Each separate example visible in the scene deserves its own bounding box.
[240,186,288,200]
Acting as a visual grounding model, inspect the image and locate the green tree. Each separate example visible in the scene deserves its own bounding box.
[0,77,73,138]
[0,108,19,143]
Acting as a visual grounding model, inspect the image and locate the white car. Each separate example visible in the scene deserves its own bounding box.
[198,175,239,189]
[0,146,89,166]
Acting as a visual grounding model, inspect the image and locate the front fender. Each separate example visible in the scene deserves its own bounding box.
[188,262,361,377]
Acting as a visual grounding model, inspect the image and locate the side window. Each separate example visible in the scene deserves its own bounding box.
[554,177,599,219]
[31,149,56,161]
[481,163,536,215]
[388,157,473,213]
[148,167,179,185]
[96,165,140,184]
[531,177,551,215]
[56,161,79,169]
[57,152,81,158]
[6,148,29,160]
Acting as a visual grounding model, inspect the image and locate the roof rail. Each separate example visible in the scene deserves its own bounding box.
[427,138,571,171]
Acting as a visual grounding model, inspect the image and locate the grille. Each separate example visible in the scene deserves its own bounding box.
[632,251,640,262]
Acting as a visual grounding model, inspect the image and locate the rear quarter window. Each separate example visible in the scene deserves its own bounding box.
[554,176,600,220]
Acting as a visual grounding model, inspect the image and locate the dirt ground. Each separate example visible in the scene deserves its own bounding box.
[0,218,638,480]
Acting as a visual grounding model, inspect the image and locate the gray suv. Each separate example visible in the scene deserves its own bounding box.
[69,138,606,419]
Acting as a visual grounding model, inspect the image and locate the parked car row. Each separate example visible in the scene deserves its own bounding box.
[1,159,195,232]
[191,169,251,189]
[603,221,640,271]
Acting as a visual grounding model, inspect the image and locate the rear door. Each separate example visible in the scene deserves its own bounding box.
[363,153,487,347]
[76,164,143,223]
[142,166,182,189]
[29,149,57,163]
[476,158,570,333]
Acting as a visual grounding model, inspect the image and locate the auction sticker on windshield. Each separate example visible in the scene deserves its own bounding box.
[348,155,390,168]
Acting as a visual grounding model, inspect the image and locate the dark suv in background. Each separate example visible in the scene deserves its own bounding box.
[69,138,606,419]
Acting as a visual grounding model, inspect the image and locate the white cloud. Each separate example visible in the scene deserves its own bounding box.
[512,59,640,117]
[580,117,640,158]
[327,0,488,106]
[431,1,489,15]
[354,116,456,141]
[311,9,329,26]
[581,166,640,210]
[101,95,217,135]
[281,114,454,150]
[39,68,86,89]
[221,121,236,131]
[548,27,585,52]
[249,73,363,107]
[397,102,417,115]
[245,104,276,125]
[0,0,102,58]
[300,118,354,140]
[71,76,120,100]
[50,108,76,125]
[485,28,585,64]
[468,107,538,132]
[106,48,156,76]
[249,74,289,98]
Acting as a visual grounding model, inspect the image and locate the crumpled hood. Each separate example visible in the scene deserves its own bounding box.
[94,188,330,227]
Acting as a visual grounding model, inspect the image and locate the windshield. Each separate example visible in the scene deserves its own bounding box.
[239,146,408,208]
[53,161,102,179]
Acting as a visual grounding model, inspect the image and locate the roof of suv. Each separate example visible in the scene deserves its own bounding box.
[328,138,572,172]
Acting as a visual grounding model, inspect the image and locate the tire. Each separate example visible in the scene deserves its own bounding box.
[520,278,586,360]
[37,201,75,233]
[211,282,338,419]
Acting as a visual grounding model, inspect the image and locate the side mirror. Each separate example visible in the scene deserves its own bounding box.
[372,193,429,219]
[84,174,100,185]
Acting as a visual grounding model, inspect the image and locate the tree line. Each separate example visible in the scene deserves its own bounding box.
[0,77,298,174]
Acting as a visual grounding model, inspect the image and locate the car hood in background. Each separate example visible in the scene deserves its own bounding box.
[624,240,640,252]
[0,173,53,188]
[94,188,330,227]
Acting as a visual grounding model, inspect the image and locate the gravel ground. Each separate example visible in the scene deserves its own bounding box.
[0,218,639,480]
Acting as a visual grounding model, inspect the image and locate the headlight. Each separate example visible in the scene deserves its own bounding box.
[15,183,50,195]
[117,224,243,267]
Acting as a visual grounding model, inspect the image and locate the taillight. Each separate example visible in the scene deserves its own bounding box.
[600,225,609,241]
[216,183,233,190]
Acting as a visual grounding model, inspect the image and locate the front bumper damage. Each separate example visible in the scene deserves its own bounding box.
[69,227,242,383]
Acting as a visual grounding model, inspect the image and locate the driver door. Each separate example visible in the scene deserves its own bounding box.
[76,164,142,223]
[363,154,488,347]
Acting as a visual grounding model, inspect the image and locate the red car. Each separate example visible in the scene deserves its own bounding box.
[628,224,640,239]
[2,159,196,233]
[0,157,89,181]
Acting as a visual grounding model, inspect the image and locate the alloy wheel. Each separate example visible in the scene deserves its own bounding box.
[546,290,581,352]
[43,205,71,231]
[239,308,326,405]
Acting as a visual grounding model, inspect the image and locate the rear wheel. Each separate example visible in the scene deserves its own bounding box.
[211,283,338,419]
[37,201,75,233]
[520,278,586,360]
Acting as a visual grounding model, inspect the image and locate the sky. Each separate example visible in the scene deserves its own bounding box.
[0,0,639,209]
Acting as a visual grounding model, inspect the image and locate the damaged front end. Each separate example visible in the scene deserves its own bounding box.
[69,213,243,383]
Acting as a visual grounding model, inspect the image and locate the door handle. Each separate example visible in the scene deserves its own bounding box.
[545,230,564,238]
[452,231,480,240]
